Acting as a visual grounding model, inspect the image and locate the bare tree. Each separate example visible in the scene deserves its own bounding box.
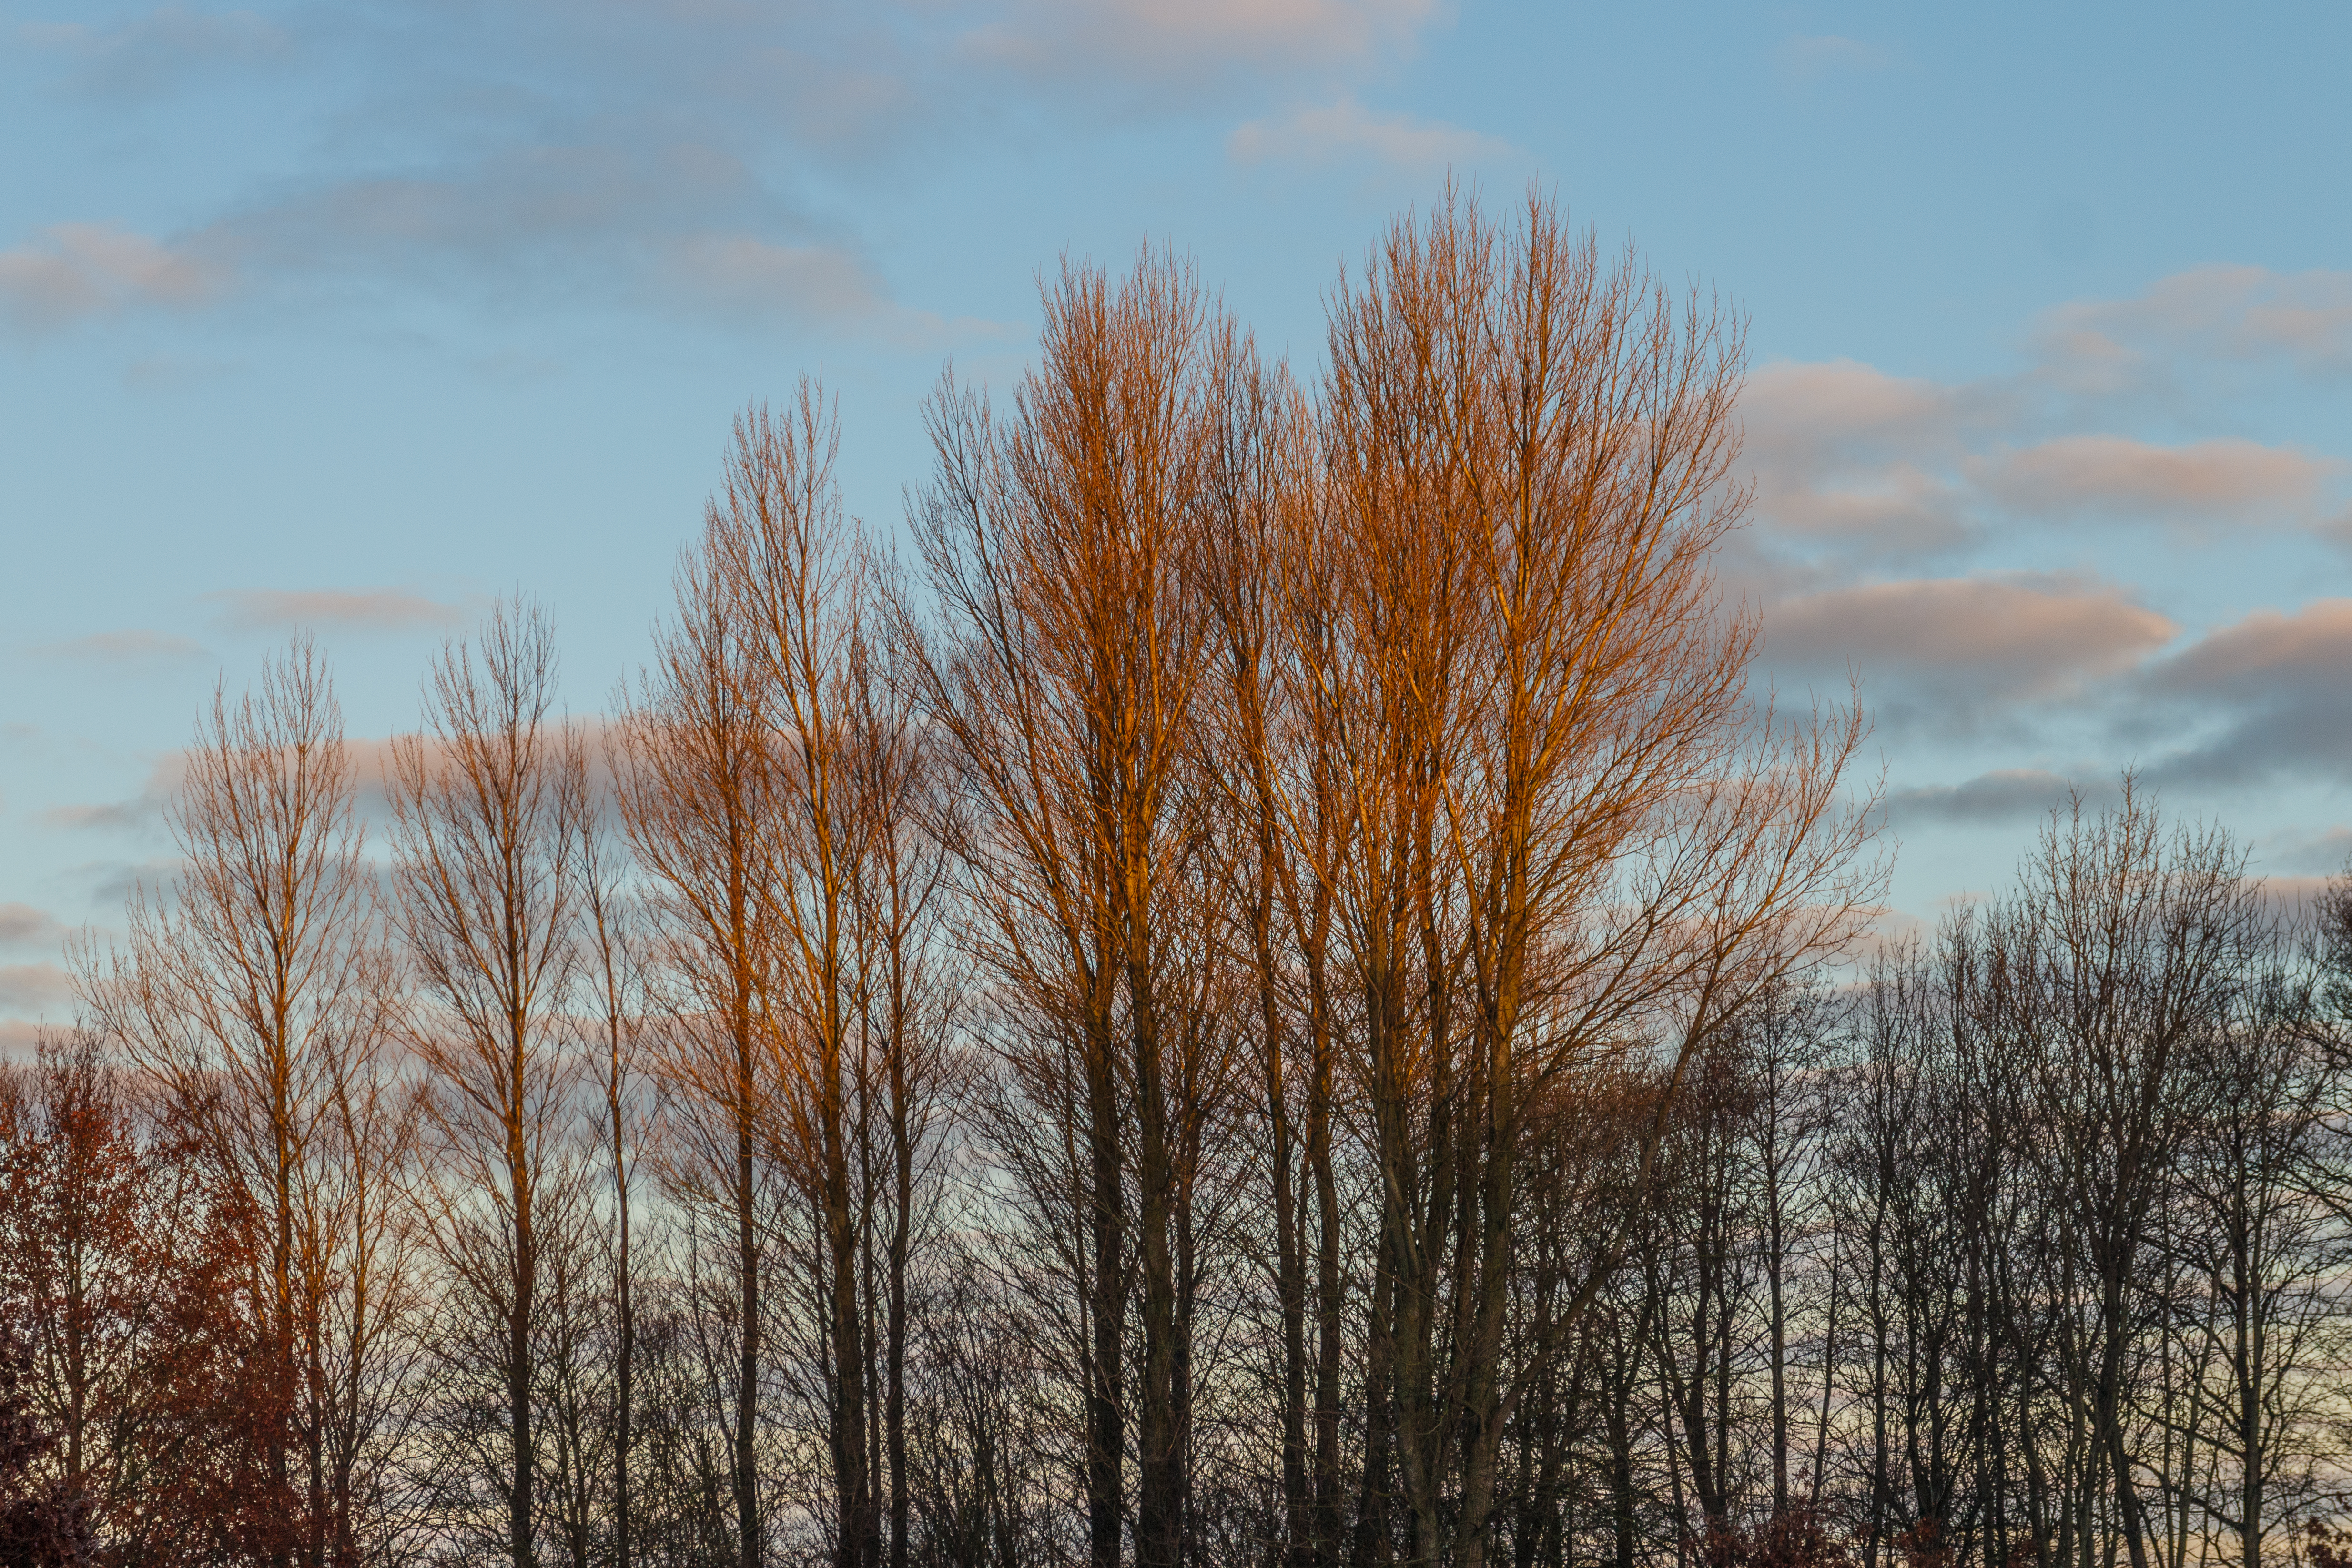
[392,600,589,1568]
[78,637,408,1568]
[2158,916,2347,1568]
[906,251,1236,1568]
[618,510,786,1568]
[579,761,648,1568]
[1304,188,1880,1567]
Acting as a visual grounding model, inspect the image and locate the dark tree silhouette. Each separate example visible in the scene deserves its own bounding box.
[0,1321,92,1568]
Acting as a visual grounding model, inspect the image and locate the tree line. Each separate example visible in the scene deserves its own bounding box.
[3,192,2346,1568]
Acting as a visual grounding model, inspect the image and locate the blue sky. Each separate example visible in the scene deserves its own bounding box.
[5,0,2351,1042]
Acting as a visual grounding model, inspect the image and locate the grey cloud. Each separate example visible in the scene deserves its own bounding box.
[185,140,947,334]
[22,6,291,96]
[1765,573,2176,718]
[2135,600,2352,787]
[0,904,65,949]
[0,962,74,1014]
[43,756,185,834]
[74,859,185,909]
[0,0,1438,339]
[659,235,893,326]
[0,1020,50,1062]
[2143,704,2352,789]
[2257,826,2352,878]
[207,587,475,632]
[1228,98,1519,172]
[35,629,210,661]
[45,800,162,832]
[1886,769,2102,826]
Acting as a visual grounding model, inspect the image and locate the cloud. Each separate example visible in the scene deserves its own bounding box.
[73,859,183,909]
[1777,35,1894,80]
[1972,435,2335,527]
[1744,269,2352,568]
[1229,98,1516,170]
[0,223,229,330]
[0,0,1447,337]
[1741,360,2001,555]
[1767,574,2177,709]
[2258,825,2352,878]
[2147,598,2352,698]
[34,629,209,662]
[0,905,64,949]
[155,142,961,335]
[660,236,892,323]
[1886,769,2098,826]
[23,6,291,95]
[2038,265,2352,382]
[1744,360,1970,457]
[213,145,756,283]
[43,755,187,834]
[2137,600,2352,786]
[207,588,474,632]
[0,962,74,1015]
[46,800,163,832]
[967,0,1441,86]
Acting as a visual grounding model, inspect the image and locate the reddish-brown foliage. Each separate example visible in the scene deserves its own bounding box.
[0,1040,299,1568]
[1694,1507,1855,1568]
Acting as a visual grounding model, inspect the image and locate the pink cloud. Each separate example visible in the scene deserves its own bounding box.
[0,962,74,1014]
[0,222,228,330]
[1229,98,1516,171]
[2038,265,2352,381]
[1740,361,2003,554]
[1742,359,1967,462]
[0,904,64,948]
[1769,574,2176,702]
[2133,601,2352,787]
[1973,435,2335,524]
[2147,598,2352,695]
[967,0,1440,81]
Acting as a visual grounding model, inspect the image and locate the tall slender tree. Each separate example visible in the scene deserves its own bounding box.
[392,601,589,1568]
[78,637,405,1568]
